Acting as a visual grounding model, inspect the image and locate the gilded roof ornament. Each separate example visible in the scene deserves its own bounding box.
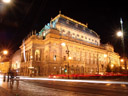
[59,10,61,14]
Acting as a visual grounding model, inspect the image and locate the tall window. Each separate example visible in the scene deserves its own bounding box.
[35,49,40,61]
[53,55,56,61]
[64,56,66,61]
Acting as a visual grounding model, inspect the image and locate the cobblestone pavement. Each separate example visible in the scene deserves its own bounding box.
[0,76,101,96]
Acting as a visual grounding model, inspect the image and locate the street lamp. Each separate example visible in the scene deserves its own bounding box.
[120,59,124,62]
[2,0,11,3]
[3,50,8,55]
[0,50,8,60]
[116,18,127,72]
[117,31,123,37]
[61,43,71,79]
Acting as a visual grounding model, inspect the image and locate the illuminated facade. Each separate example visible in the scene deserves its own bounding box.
[120,58,128,71]
[0,61,10,73]
[20,14,120,76]
[11,49,21,71]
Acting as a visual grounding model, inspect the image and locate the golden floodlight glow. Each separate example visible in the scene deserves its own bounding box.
[111,64,114,68]
[28,67,34,69]
[2,0,11,3]
[68,57,72,60]
[61,43,66,47]
[104,54,107,58]
[117,31,123,37]
[3,50,8,55]
[120,59,124,62]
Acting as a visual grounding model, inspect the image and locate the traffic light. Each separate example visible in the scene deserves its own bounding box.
[64,69,67,73]
[64,65,67,73]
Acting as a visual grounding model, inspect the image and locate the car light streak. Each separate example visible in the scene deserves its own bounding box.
[20,77,128,85]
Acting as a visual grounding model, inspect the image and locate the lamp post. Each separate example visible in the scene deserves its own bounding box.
[97,53,99,74]
[3,50,8,55]
[0,49,8,60]
[61,43,71,79]
[116,18,127,73]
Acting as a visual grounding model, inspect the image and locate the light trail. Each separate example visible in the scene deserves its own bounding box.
[20,76,128,85]
[1,75,128,85]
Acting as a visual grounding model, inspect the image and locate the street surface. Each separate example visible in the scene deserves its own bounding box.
[0,75,128,96]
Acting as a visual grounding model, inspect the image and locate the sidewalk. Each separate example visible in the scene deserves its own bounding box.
[1,75,128,96]
[0,76,87,96]
[0,78,15,96]
[0,86,14,96]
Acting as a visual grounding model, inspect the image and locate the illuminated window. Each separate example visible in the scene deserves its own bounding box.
[75,24,78,27]
[43,32,46,36]
[64,56,66,61]
[35,49,40,61]
[67,31,71,36]
[73,33,75,35]
[72,35,75,38]
[83,27,85,30]
[54,55,56,61]
[66,20,69,24]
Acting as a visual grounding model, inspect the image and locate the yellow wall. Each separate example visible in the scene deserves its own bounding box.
[0,62,10,73]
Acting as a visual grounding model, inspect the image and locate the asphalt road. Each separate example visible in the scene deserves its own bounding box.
[22,79,128,96]
[1,75,128,96]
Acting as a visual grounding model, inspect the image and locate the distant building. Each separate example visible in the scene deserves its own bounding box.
[0,58,10,73]
[11,49,21,72]
[20,13,120,76]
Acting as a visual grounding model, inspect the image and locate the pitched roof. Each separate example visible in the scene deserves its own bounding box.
[51,14,99,38]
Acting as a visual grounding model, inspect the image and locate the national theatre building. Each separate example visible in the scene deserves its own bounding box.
[20,13,120,76]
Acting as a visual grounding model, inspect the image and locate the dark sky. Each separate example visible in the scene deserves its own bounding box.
[0,0,128,56]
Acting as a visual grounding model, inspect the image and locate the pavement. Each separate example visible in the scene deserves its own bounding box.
[0,75,89,96]
[0,75,128,96]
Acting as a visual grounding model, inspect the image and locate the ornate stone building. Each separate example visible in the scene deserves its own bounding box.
[11,49,21,71]
[20,13,120,76]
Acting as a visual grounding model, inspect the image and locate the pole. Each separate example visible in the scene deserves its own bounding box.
[68,62,69,79]
[120,18,125,57]
[97,53,99,74]
[120,18,127,73]
[66,45,70,79]
[120,18,128,77]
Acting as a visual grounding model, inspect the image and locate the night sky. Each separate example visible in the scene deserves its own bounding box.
[0,0,128,56]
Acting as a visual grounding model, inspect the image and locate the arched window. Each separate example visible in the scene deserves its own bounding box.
[35,49,40,61]
[81,66,84,74]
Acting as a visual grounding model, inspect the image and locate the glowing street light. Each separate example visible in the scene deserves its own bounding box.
[3,50,8,55]
[117,18,127,72]
[2,0,11,3]
[68,57,72,60]
[117,31,123,37]
[120,59,124,62]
